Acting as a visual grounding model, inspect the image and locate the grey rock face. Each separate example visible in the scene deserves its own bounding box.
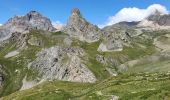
[96,54,107,64]
[98,26,131,52]
[147,13,170,26]
[64,9,132,52]
[30,46,96,83]
[4,50,19,58]
[0,32,27,50]
[64,8,102,43]
[0,11,56,41]
[10,32,28,49]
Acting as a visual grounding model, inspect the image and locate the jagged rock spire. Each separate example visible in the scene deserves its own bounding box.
[26,11,43,20]
[154,9,162,15]
[64,8,102,43]
[27,11,42,16]
[71,8,81,16]
[146,10,170,26]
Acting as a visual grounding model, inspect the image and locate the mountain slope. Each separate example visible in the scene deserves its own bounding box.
[1,9,170,100]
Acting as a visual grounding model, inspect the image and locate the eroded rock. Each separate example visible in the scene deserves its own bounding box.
[64,8,102,43]
[0,11,56,41]
[30,46,96,83]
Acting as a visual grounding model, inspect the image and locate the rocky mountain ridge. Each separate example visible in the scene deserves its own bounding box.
[1,8,170,100]
[138,11,170,29]
[0,11,56,41]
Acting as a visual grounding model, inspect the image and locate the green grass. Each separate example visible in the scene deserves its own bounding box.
[0,30,68,96]
[71,40,110,81]
[3,72,170,100]
[0,45,40,96]
[0,42,16,57]
[0,30,76,96]
[157,35,170,44]
[0,58,26,96]
[51,31,68,36]
[124,60,170,74]
[0,41,23,96]
[28,30,69,47]
[70,35,157,81]
[1,30,170,100]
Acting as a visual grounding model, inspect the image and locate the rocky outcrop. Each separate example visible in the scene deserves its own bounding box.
[97,40,123,52]
[96,54,107,65]
[0,11,56,41]
[138,11,170,29]
[4,50,19,58]
[64,8,102,43]
[64,8,133,51]
[147,13,170,26]
[98,26,131,52]
[10,32,28,49]
[20,76,44,90]
[30,46,96,83]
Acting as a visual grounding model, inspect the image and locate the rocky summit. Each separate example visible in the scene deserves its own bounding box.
[64,8,102,43]
[0,11,56,41]
[147,11,170,26]
[138,11,170,29]
[1,7,170,100]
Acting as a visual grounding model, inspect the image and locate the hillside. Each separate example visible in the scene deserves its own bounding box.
[1,8,170,100]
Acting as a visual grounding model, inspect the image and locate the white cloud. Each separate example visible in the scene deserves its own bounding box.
[99,4,169,28]
[52,21,64,30]
[0,24,2,26]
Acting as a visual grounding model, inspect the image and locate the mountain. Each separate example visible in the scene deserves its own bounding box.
[147,11,170,26]
[64,8,102,43]
[110,21,139,28]
[0,11,56,41]
[97,21,133,52]
[0,9,98,97]
[138,11,170,29]
[1,9,170,100]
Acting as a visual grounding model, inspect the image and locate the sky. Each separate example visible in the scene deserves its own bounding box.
[0,0,170,27]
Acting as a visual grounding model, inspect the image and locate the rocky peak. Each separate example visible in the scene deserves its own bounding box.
[154,10,162,15]
[27,11,41,16]
[138,11,170,29]
[147,10,162,21]
[146,10,170,26]
[71,8,81,16]
[0,11,56,41]
[64,8,101,42]
[26,11,43,20]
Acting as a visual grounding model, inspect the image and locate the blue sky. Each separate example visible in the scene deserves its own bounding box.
[0,0,170,26]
